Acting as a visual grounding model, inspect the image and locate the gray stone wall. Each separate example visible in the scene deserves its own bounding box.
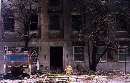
[0,0,130,74]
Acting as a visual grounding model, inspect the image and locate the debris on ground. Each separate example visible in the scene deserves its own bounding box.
[0,70,130,83]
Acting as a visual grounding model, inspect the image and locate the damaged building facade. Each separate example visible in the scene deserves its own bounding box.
[0,0,130,74]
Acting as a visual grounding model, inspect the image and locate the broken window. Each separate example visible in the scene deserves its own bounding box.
[30,13,38,31]
[73,46,84,61]
[3,8,14,32]
[49,14,60,30]
[72,14,82,31]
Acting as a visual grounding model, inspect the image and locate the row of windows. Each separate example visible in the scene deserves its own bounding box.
[48,0,83,31]
[48,14,82,31]
[3,0,61,31]
[3,11,82,32]
[2,9,38,32]
[73,46,129,62]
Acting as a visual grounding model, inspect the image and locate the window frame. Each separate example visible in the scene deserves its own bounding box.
[73,46,84,62]
[48,13,61,31]
[118,46,129,62]
[30,13,38,31]
[48,0,61,7]
[3,9,15,32]
[96,46,107,62]
[71,13,82,31]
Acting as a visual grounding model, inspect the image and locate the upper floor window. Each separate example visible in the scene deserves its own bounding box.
[73,46,84,61]
[49,14,60,30]
[30,13,38,31]
[3,8,14,32]
[71,14,82,31]
[116,14,128,31]
[48,0,60,7]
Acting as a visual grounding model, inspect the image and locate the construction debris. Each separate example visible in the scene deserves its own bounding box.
[0,74,129,83]
[0,70,130,83]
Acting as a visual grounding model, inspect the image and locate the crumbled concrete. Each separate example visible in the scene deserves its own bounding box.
[0,74,130,83]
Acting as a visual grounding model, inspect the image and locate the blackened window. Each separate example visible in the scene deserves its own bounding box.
[3,8,14,32]
[48,0,60,6]
[116,14,128,31]
[49,14,60,30]
[73,46,84,61]
[30,13,38,31]
[72,15,82,31]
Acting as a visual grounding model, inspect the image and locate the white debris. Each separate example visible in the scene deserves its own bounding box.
[0,73,130,83]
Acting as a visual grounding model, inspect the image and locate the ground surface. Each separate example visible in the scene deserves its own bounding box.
[0,74,130,83]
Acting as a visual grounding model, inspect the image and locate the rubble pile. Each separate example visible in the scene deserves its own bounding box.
[0,70,130,83]
[0,74,129,83]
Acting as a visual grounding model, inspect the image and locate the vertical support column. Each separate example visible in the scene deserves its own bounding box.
[40,0,49,41]
[63,0,71,68]
[38,0,49,71]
